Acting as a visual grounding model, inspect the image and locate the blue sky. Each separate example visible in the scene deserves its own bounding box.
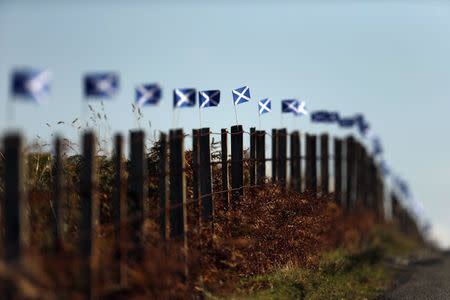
[1,0,450,246]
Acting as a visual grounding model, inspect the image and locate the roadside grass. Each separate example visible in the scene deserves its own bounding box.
[224,225,421,300]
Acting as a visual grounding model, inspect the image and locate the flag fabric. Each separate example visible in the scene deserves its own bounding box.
[294,100,308,116]
[135,83,162,107]
[281,99,299,113]
[173,88,196,108]
[258,98,271,115]
[355,114,370,135]
[84,72,119,98]
[311,111,339,123]
[199,90,220,108]
[11,68,51,103]
[338,117,356,128]
[371,136,383,156]
[379,160,390,177]
[232,86,250,105]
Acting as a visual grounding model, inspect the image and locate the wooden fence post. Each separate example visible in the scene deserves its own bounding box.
[271,129,278,183]
[277,128,287,189]
[159,133,168,240]
[221,129,229,210]
[256,130,266,186]
[112,134,125,285]
[306,134,317,196]
[334,138,342,205]
[320,134,329,195]
[231,125,243,208]
[169,129,187,242]
[79,131,97,299]
[192,129,200,208]
[199,128,213,223]
[290,131,301,192]
[249,127,256,186]
[128,131,147,262]
[345,136,355,210]
[3,134,24,263]
[51,136,64,253]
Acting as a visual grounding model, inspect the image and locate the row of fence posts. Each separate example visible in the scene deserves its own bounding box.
[1,126,414,299]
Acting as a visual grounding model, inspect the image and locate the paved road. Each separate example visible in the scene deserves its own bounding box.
[381,254,450,300]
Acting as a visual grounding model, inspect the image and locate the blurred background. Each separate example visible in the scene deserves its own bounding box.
[0,0,449,247]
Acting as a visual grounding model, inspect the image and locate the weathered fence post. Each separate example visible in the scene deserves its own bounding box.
[159,133,168,240]
[271,129,278,183]
[112,134,125,285]
[345,136,355,210]
[277,128,287,189]
[199,128,213,223]
[221,129,229,210]
[249,127,256,186]
[306,134,317,196]
[79,131,97,299]
[231,125,243,208]
[51,136,64,253]
[169,129,187,242]
[334,138,342,205]
[192,129,200,210]
[320,134,329,195]
[256,130,266,186]
[128,131,147,262]
[290,131,301,192]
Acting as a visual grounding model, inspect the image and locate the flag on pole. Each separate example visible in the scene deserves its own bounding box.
[311,111,339,123]
[232,86,250,105]
[338,117,356,128]
[379,160,390,177]
[355,114,370,136]
[11,68,52,103]
[84,72,119,98]
[294,100,308,116]
[281,99,299,113]
[371,136,383,156]
[173,88,196,108]
[135,83,162,107]
[199,90,220,108]
[258,98,271,115]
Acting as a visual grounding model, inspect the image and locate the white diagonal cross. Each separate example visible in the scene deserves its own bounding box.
[232,86,250,105]
[258,99,271,115]
[95,74,116,96]
[175,89,194,107]
[200,91,219,108]
[137,85,158,107]
[296,101,308,115]
[26,70,51,103]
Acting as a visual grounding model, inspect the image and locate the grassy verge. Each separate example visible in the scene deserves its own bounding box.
[222,225,421,300]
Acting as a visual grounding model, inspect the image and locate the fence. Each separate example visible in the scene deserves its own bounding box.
[0,126,419,299]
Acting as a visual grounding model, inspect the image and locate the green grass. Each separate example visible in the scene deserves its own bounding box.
[221,226,421,300]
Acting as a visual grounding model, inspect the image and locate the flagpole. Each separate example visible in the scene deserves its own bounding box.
[258,112,261,131]
[199,106,202,128]
[233,103,239,125]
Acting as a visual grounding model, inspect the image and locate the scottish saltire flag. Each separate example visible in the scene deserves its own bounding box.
[135,84,162,107]
[232,86,250,105]
[371,136,383,156]
[173,88,196,108]
[281,99,299,113]
[11,68,51,103]
[379,160,390,177]
[84,72,119,98]
[355,114,370,135]
[258,98,271,115]
[199,90,220,108]
[294,100,308,116]
[338,117,356,128]
[311,111,339,123]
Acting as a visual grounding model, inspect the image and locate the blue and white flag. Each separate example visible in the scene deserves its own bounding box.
[355,114,370,136]
[232,86,250,105]
[294,100,308,116]
[338,117,356,128]
[173,88,196,108]
[258,98,271,115]
[311,111,339,123]
[199,90,220,108]
[84,72,119,98]
[371,136,383,156]
[281,99,299,113]
[379,160,390,177]
[135,83,162,107]
[11,68,51,103]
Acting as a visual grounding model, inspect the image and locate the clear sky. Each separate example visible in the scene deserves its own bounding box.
[1,0,449,247]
